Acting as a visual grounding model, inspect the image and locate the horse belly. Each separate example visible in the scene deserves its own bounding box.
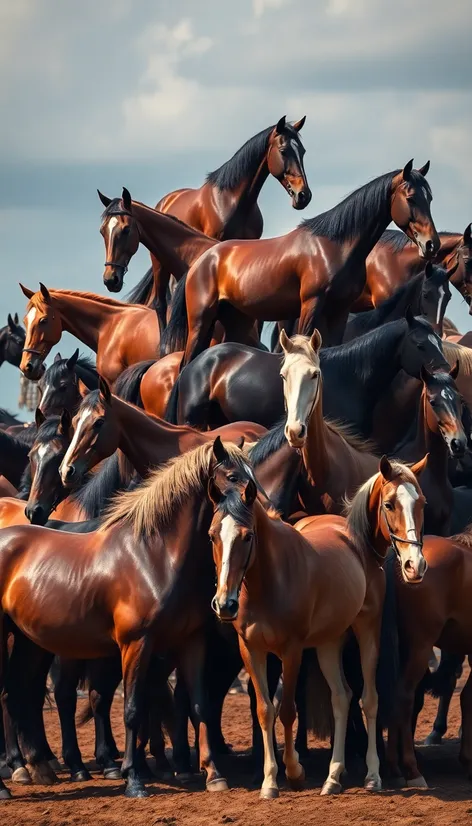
[307,550,366,645]
[225,261,301,321]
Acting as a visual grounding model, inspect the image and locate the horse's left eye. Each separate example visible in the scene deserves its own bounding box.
[228,474,238,483]
[384,502,393,511]
[39,318,47,326]
[244,533,253,543]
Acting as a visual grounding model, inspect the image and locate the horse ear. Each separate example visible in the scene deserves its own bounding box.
[7,313,16,331]
[19,283,34,300]
[405,305,415,327]
[411,453,428,478]
[208,477,223,505]
[424,262,433,279]
[54,352,62,363]
[97,190,112,208]
[292,115,306,132]
[59,408,72,435]
[35,407,45,429]
[236,436,245,450]
[99,377,112,405]
[212,435,228,466]
[14,313,19,325]
[243,478,257,507]
[418,160,430,177]
[309,329,322,354]
[121,187,132,212]
[77,378,89,399]
[275,116,286,135]
[449,359,460,380]
[279,328,293,353]
[379,455,393,482]
[66,348,79,371]
[39,283,51,304]
[402,159,414,182]
[464,223,472,246]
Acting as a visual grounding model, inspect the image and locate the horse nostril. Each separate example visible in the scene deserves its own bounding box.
[426,240,434,254]
[24,362,32,376]
[225,598,238,615]
[65,465,76,480]
[29,505,45,525]
[299,423,306,439]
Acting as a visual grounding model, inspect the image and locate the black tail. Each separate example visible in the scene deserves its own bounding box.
[126,267,154,306]
[427,651,464,698]
[164,368,183,424]
[114,359,155,407]
[376,551,400,730]
[159,275,188,357]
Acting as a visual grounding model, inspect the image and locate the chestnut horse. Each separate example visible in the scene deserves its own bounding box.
[209,455,427,797]
[0,438,257,799]
[355,224,472,311]
[165,160,439,361]
[19,284,160,386]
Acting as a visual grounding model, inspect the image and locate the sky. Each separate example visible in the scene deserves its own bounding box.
[1,0,471,419]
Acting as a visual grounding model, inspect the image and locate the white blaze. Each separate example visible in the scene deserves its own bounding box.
[60,408,93,477]
[218,515,239,593]
[436,285,446,325]
[107,216,118,244]
[396,482,419,538]
[26,307,37,327]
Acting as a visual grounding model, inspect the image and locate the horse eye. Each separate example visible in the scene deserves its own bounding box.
[244,533,253,543]
[121,226,130,236]
[95,419,105,429]
[39,318,47,326]
[384,502,393,511]
[227,474,238,483]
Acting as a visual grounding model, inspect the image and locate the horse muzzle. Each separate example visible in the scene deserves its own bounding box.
[21,356,45,381]
[402,555,428,584]
[292,187,312,211]
[103,265,127,293]
[211,594,239,622]
[25,503,48,526]
[284,422,306,448]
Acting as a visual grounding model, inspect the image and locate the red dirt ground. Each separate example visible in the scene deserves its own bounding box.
[2,672,471,826]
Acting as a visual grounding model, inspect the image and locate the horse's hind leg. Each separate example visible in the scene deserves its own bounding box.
[424,652,463,745]
[458,655,472,777]
[352,617,382,792]
[280,647,304,790]
[317,638,352,795]
[0,612,12,798]
[88,656,122,780]
[120,637,153,797]
[54,658,91,781]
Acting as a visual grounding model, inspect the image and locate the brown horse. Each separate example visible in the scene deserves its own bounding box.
[19,284,160,385]
[58,378,266,487]
[209,455,427,797]
[356,224,472,311]
[0,438,257,799]
[386,523,472,787]
[166,160,439,362]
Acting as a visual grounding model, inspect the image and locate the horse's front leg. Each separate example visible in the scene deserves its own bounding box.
[352,616,382,792]
[280,647,304,789]
[120,637,153,798]
[394,643,432,788]
[178,631,228,792]
[239,637,278,798]
[317,638,352,795]
[54,658,91,781]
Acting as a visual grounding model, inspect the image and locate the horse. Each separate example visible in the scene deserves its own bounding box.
[164,314,450,440]
[163,160,439,362]
[19,283,160,386]
[0,438,259,799]
[355,224,472,311]
[0,314,25,369]
[386,522,472,788]
[209,454,428,797]
[58,378,266,488]
[38,350,99,416]
[343,261,454,342]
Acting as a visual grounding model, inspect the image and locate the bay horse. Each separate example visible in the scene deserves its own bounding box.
[356,224,472,311]
[0,438,258,799]
[386,522,472,787]
[0,314,25,369]
[209,454,428,797]
[59,378,266,488]
[165,160,439,362]
[38,350,99,417]
[165,314,449,439]
[19,283,160,386]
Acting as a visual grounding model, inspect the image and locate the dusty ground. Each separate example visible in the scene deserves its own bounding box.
[2,673,471,826]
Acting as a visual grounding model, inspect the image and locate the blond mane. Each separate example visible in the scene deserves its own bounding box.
[443,340,472,377]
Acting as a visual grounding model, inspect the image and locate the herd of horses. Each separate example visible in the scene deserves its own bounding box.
[1,116,472,804]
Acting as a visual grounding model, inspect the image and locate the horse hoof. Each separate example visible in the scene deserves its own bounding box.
[406,775,428,789]
[321,779,343,795]
[0,787,12,800]
[388,776,406,789]
[207,777,229,792]
[287,766,305,791]
[27,762,57,785]
[71,769,92,782]
[125,783,149,798]
[0,766,11,780]
[364,775,382,792]
[12,767,32,784]
[176,772,199,787]
[260,786,279,799]
[49,759,62,772]
[103,767,122,781]
[424,732,442,746]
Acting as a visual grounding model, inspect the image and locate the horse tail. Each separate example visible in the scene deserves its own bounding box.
[163,370,182,424]
[304,648,333,740]
[114,359,155,408]
[125,267,154,306]
[159,275,188,358]
[376,550,400,730]
[427,651,464,698]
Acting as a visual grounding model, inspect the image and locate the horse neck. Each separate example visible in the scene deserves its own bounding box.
[352,324,404,394]
[301,378,330,488]
[111,395,185,476]
[244,501,302,599]
[50,291,120,352]
[217,155,270,239]
[364,475,393,560]
[420,388,449,478]
[343,182,395,266]
[132,201,215,277]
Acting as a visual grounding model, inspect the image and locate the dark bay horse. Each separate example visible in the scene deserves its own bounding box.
[19,283,160,386]
[38,350,99,417]
[165,315,449,439]
[0,314,25,369]
[165,161,439,361]
[209,455,427,797]
[356,224,472,311]
[0,438,257,799]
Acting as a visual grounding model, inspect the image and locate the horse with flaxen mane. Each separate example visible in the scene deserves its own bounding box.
[162,160,439,361]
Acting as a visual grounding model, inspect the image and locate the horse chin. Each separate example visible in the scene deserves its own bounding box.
[401,565,424,585]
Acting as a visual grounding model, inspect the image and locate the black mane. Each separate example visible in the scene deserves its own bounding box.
[345,273,425,338]
[206,125,275,191]
[217,486,253,529]
[72,453,134,519]
[301,170,431,243]
[380,228,457,252]
[248,419,286,465]
[41,354,98,391]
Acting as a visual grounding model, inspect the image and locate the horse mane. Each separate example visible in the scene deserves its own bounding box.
[443,341,472,377]
[300,170,431,242]
[42,354,98,386]
[350,274,426,336]
[320,319,406,377]
[71,453,131,519]
[450,524,472,548]
[12,423,37,448]
[206,125,275,191]
[344,461,417,547]
[324,418,376,453]
[0,408,21,427]
[50,290,132,307]
[248,419,286,466]
[443,317,460,336]
[101,441,247,537]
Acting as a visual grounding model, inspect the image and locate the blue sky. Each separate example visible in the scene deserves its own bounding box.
[1,0,471,418]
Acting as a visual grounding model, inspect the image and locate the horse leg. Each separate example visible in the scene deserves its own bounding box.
[148,669,175,780]
[172,670,194,780]
[88,657,122,780]
[279,647,305,790]
[424,652,463,745]
[294,650,309,757]
[178,631,228,792]
[395,644,432,788]
[249,654,281,784]
[54,658,91,781]
[239,638,278,799]
[0,612,12,798]
[317,639,352,795]
[458,657,472,777]
[120,638,152,798]
[183,276,219,366]
[352,617,382,792]
[298,293,325,339]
